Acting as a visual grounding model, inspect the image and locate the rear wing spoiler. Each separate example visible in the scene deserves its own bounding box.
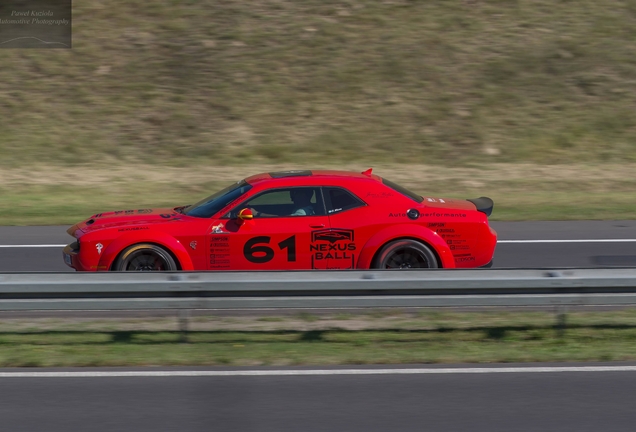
[467,197,494,217]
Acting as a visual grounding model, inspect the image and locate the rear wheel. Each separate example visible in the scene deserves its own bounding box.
[113,244,177,271]
[373,240,439,269]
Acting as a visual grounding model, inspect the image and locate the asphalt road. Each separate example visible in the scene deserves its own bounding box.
[2,364,636,432]
[1,221,636,271]
[1,224,636,431]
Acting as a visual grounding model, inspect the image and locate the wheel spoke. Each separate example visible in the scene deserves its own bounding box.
[403,252,415,266]
[117,245,176,272]
[377,241,438,270]
[128,252,166,271]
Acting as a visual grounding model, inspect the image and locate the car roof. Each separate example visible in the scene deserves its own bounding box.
[244,169,382,185]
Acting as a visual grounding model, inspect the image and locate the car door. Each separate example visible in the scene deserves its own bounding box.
[321,187,370,269]
[208,187,330,270]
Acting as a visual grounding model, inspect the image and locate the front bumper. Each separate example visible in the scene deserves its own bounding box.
[63,242,87,271]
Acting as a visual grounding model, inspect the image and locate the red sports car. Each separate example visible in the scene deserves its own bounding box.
[63,169,497,271]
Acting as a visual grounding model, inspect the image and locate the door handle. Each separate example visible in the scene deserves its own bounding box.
[309,224,325,228]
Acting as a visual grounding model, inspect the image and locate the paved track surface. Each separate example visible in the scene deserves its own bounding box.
[1,364,636,432]
[1,221,635,271]
[1,225,636,430]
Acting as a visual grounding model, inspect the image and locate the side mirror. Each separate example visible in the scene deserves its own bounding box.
[237,208,254,224]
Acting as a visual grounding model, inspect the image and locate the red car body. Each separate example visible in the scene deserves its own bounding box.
[63,169,497,271]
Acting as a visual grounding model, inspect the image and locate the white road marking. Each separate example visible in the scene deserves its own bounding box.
[1,240,636,248]
[498,239,636,244]
[0,245,67,248]
[1,366,636,378]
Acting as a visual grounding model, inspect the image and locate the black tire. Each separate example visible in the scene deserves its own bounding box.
[113,243,178,271]
[373,239,439,269]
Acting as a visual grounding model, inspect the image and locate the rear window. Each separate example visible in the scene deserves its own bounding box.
[324,187,366,214]
[381,178,423,203]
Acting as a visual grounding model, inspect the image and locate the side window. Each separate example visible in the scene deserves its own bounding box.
[227,187,325,218]
[324,187,366,214]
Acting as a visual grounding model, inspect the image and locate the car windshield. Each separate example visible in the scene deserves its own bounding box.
[381,178,424,203]
[183,180,252,218]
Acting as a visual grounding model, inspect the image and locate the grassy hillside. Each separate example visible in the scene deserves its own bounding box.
[2,0,636,167]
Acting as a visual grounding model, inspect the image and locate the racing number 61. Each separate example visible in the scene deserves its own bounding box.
[244,236,296,263]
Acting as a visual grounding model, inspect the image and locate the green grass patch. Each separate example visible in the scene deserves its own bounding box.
[2,310,636,366]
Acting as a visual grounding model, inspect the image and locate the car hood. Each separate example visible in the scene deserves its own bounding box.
[67,208,184,237]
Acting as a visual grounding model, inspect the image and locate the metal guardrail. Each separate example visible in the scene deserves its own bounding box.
[1,269,636,311]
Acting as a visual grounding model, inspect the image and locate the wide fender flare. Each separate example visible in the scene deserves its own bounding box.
[356,224,455,269]
[99,231,195,270]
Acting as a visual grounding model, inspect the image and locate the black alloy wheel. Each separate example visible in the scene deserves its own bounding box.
[114,244,178,271]
[374,239,439,269]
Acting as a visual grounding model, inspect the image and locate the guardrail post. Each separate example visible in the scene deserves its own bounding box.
[555,306,568,337]
[178,309,190,343]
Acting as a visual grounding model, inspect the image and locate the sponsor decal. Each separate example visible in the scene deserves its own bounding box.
[366,192,394,199]
[388,212,407,218]
[446,239,467,245]
[210,253,230,265]
[190,241,197,250]
[106,209,154,217]
[96,243,103,254]
[310,229,356,269]
[428,223,445,228]
[426,198,437,203]
[312,230,353,243]
[211,237,229,247]
[118,226,150,232]
[454,253,475,263]
[420,212,467,218]
[210,235,231,269]
[211,223,229,234]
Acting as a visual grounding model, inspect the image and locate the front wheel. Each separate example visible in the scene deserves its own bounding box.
[113,244,178,271]
[373,240,439,269]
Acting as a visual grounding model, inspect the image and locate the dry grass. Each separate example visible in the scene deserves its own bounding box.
[3,1,636,223]
[2,0,636,167]
[4,162,636,188]
[1,162,635,224]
